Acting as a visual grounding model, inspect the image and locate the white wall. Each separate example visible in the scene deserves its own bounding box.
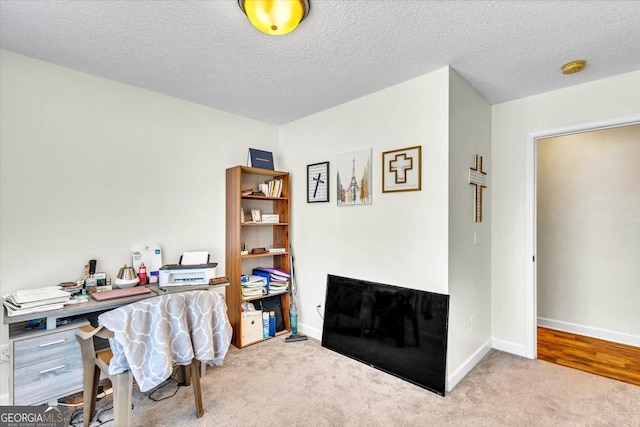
[447,69,492,382]
[0,50,279,399]
[4,47,637,402]
[537,125,640,337]
[280,67,493,387]
[0,54,488,401]
[279,68,451,339]
[491,71,640,354]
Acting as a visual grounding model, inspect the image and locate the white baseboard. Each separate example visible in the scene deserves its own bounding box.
[492,338,527,358]
[537,317,640,347]
[299,323,322,341]
[0,392,10,406]
[446,339,492,392]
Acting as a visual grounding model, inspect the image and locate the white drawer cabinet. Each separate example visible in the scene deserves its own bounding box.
[14,352,85,405]
[13,327,82,368]
[11,321,89,405]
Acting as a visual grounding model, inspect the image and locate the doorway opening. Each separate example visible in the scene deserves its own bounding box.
[524,113,640,361]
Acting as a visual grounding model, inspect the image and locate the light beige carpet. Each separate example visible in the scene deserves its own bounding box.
[71,336,640,426]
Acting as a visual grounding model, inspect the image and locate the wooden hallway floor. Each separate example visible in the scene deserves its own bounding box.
[537,326,640,386]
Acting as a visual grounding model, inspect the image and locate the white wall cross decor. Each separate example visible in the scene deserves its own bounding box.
[469,154,487,222]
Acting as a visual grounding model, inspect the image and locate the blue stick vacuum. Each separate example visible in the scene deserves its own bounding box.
[285,245,308,343]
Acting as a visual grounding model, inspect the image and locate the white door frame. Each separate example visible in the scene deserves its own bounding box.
[524,113,640,359]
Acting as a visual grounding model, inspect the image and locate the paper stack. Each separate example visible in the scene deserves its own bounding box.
[241,275,267,299]
[253,267,289,295]
[2,287,71,317]
[268,281,288,295]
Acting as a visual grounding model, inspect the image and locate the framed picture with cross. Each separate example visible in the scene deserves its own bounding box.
[307,161,330,203]
[382,145,422,193]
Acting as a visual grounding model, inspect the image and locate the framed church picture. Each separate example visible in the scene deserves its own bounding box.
[382,145,422,193]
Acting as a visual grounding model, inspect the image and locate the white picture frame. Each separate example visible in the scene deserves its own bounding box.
[251,208,262,223]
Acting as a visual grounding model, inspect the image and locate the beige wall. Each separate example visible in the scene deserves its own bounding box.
[0,50,279,400]
[279,67,451,337]
[1,54,489,400]
[280,67,493,389]
[447,69,492,380]
[491,71,640,355]
[2,47,638,401]
[537,125,640,338]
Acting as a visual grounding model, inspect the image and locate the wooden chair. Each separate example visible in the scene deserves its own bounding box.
[75,324,204,427]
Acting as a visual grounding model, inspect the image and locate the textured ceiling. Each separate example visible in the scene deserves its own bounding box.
[1,1,639,125]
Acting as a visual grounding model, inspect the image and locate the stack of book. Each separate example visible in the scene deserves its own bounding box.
[241,188,264,196]
[258,179,283,198]
[2,287,71,317]
[241,179,282,198]
[253,267,289,295]
[268,281,288,295]
[241,275,267,299]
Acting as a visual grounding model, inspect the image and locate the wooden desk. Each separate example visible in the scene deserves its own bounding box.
[4,284,227,331]
[3,283,228,405]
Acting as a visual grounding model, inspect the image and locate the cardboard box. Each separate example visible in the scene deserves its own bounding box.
[241,310,264,346]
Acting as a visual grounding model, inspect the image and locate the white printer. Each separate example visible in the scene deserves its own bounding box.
[159,251,217,286]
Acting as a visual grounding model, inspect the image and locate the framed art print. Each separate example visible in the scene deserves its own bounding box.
[307,161,329,203]
[382,145,422,193]
[337,148,372,206]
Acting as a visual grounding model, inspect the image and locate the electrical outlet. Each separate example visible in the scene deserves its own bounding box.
[0,344,10,363]
[469,315,475,331]
[316,299,325,319]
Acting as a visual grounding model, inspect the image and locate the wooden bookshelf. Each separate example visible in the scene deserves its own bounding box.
[225,166,291,347]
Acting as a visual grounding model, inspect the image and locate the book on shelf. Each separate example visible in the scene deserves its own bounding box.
[247,148,274,170]
[241,274,267,298]
[256,179,283,198]
[241,280,266,289]
[241,189,265,197]
[242,287,267,298]
[251,269,271,286]
[261,214,279,223]
[267,282,288,295]
[253,266,290,278]
[250,267,288,295]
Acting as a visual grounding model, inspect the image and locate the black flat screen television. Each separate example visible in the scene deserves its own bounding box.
[321,274,450,396]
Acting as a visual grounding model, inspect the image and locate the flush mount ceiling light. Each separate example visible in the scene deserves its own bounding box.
[561,59,587,75]
[238,0,310,36]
